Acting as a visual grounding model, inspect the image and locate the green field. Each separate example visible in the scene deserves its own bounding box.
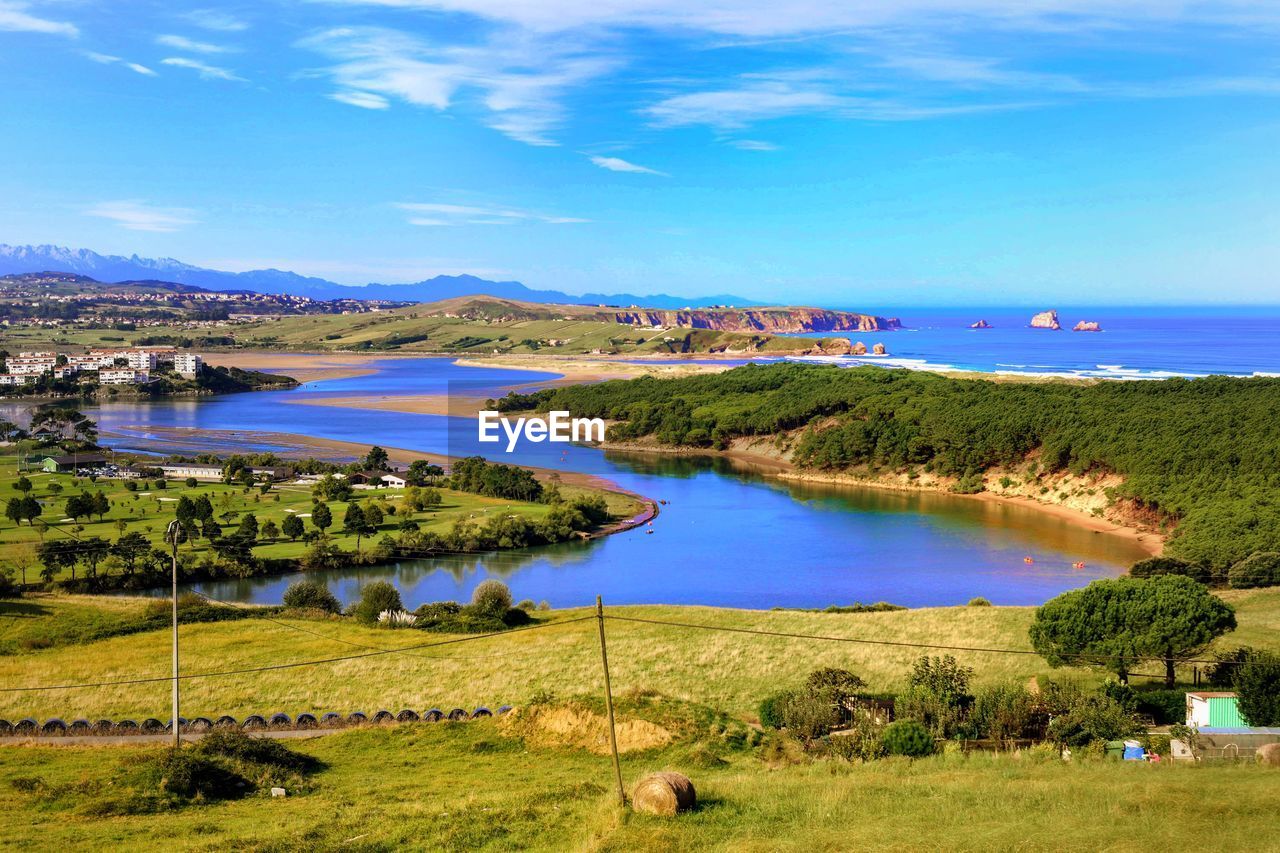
[0,454,636,584]
[1,590,1278,850]
[2,720,1277,851]
[0,306,824,357]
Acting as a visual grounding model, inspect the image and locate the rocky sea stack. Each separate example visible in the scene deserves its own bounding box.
[1029,310,1062,330]
[1072,320,1103,332]
[969,320,992,329]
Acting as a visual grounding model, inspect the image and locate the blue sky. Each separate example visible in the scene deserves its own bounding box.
[1,1,1279,304]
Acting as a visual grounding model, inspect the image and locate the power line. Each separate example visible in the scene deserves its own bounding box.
[0,615,594,693]
[604,613,1235,668]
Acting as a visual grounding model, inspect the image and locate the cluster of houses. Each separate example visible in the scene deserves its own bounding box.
[154,462,408,488]
[0,348,203,387]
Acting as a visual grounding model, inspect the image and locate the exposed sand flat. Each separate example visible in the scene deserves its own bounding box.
[197,350,443,383]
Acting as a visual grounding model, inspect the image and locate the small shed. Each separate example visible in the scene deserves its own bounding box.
[1186,692,1245,728]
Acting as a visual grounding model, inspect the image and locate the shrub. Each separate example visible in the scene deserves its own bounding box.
[1133,688,1187,725]
[470,579,513,618]
[1130,556,1214,584]
[351,581,403,624]
[826,715,885,761]
[193,729,318,773]
[1234,651,1280,727]
[0,566,18,599]
[804,667,866,695]
[882,720,935,757]
[1046,691,1139,747]
[1206,646,1259,687]
[281,580,341,614]
[1228,552,1280,589]
[759,692,790,729]
[134,751,249,800]
[970,683,1039,742]
[967,597,992,606]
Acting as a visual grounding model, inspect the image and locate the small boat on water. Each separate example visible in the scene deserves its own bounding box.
[1023,556,1035,564]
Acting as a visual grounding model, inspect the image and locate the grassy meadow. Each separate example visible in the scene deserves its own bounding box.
[1,705,1278,851]
[0,453,638,583]
[3,589,1278,722]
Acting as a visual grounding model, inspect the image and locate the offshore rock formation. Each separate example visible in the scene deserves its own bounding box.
[1029,310,1062,330]
[872,343,887,355]
[970,320,991,329]
[1073,320,1103,332]
[850,341,868,355]
[609,306,902,333]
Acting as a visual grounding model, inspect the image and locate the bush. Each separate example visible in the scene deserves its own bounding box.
[1130,556,1214,584]
[970,683,1040,742]
[134,751,248,800]
[1206,646,1259,687]
[470,579,513,618]
[759,692,790,729]
[1133,688,1187,725]
[778,691,841,742]
[1228,552,1280,589]
[193,730,318,773]
[882,720,935,757]
[825,716,885,761]
[1234,651,1280,727]
[282,580,341,614]
[0,566,18,599]
[1046,691,1139,747]
[967,597,992,606]
[351,581,403,624]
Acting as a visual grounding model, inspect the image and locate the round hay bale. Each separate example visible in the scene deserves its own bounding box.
[241,715,267,731]
[296,713,318,729]
[1257,743,1280,767]
[140,718,165,733]
[631,772,696,816]
[188,717,213,733]
[496,705,513,715]
[346,712,368,726]
[68,719,92,735]
[471,707,493,719]
[92,719,114,733]
[320,712,343,728]
[267,713,292,729]
[40,719,68,736]
[214,715,239,729]
[372,710,395,725]
[114,719,138,732]
[396,710,420,723]
[447,708,469,721]
[0,720,11,735]
[13,719,37,735]
[423,709,444,722]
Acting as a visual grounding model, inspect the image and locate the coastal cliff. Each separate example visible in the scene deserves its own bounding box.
[607,307,902,333]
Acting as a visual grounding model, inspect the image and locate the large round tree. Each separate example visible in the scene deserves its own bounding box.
[1030,575,1236,686]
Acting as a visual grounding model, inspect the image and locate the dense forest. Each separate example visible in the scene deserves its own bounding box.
[518,364,1280,569]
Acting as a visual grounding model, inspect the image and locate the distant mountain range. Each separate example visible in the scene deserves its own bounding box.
[0,244,758,309]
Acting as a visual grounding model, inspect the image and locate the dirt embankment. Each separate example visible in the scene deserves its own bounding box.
[602,432,1165,555]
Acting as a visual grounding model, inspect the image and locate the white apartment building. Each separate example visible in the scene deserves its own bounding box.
[6,356,57,375]
[52,365,79,380]
[89,349,156,370]
[0,373,38,386]
[99,368,151,385]
[173,353,203,377]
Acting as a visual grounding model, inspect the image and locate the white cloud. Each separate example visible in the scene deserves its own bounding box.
[161,56,246,82]
[589,155,667,175]
[0,1,77,37]
[728,139,778,150]
[305,1,1277,38]
[397,201,589,226]
[85,51,156,76]
[298,26,615,146]
[184,9,249,32]
[156,34,232,54]
[85,200,198,233]
[645,80,847,128]
[329,90,391,109]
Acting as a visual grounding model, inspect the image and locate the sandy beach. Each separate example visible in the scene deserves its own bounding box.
[198,350,444,383]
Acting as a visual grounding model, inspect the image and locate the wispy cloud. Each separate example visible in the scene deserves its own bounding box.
[85,51,157,76]
[589,155,667,175]
[161,56,246,82]
[396,201,589,226]
[298,26,615,146]
[184,9,249,32]
[0,1,77,37]
[645,79,847,128]
[329,90,391,109]
[728,139,779,151]
[85,200,198,233]
[156,33,232,54]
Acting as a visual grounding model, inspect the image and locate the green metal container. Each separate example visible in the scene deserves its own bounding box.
[1105,740,1126,759]
[1207,696,1246,728]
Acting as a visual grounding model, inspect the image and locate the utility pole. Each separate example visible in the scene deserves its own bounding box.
[165,519,184,749]
[596,595,625,807]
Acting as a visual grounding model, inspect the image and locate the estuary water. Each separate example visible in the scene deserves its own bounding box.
[80,357,1151,610]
